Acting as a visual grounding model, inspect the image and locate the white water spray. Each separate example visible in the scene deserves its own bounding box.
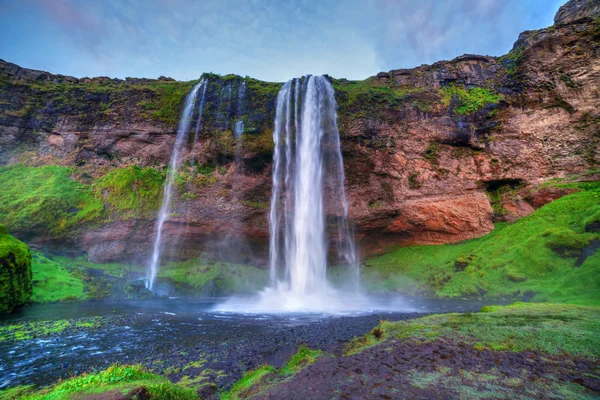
[147,79,206,290]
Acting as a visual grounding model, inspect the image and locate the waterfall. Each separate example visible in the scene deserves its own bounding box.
[193,81,209,145]
[147,79,206,290]
[268,75,358,296]
[234,81,246,137]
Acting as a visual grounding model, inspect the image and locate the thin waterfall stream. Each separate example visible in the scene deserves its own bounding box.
[147,79,206,290]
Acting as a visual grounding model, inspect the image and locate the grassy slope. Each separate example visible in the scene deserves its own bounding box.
[30,252,86,303]
[362,181,600,305]
[346,303,600,358]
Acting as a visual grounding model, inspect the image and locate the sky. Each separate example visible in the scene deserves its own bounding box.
[0,0,564,82]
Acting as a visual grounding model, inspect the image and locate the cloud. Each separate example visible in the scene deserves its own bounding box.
[2,0,562,81]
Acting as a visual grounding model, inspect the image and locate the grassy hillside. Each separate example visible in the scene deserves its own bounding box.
[361,181,600,305]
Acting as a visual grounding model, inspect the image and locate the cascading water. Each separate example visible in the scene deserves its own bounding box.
[215,76,410,313]
[269,75,358,295]
[147,79,206,291]
[234,81,246,137]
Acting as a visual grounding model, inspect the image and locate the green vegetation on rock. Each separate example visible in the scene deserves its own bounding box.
[0,364,197,400]
[346,303,600,358]
[222,346,323,400]
[157,257,268,296]
[332,78,426,116]
[0,317,104,342]
[362,181,600,304]
[0,164,103,236]
[30,252,86,303]
[0,225,32,313]
[94,165,164,218]
[440,84,503,115]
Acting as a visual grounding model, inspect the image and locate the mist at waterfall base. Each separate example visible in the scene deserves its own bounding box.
[215,76,409,314]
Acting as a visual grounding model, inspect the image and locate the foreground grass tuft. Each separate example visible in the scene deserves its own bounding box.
[222,346,324,399]
[0,365,197,400]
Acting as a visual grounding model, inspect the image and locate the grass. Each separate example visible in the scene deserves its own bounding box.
[93,165,164,218]
[221,365,276,400]
[0,164,104,236]
[0,364,197,400]
[221,346,323,400]
[0,164,168,237]
[278,346,323,376]
[362,181,600,304]
[145,80,197,126]
[332,78,426,115]
[157,257,268,296]
[439,84,503,115]
[346,303,600,358]
[0,225,32,313]
[30,252,86,303]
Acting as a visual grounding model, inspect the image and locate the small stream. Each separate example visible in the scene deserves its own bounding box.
[0,297,494,390]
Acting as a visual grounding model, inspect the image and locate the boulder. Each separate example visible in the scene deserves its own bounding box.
[0,225,32,313]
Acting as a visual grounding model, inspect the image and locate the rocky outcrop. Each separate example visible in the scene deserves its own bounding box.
[555,0,600,24]
[0,225,32,313]
[0,0,599,264]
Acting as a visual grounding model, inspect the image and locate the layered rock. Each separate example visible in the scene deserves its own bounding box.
[0,0,598,264]
[0,225,32,313]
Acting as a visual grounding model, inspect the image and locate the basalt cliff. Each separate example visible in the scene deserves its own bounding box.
[0,0,598,266]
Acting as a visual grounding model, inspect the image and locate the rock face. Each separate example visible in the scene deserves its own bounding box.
[0,0,599,265]
[0,225,32,313]
[555,0,600,24]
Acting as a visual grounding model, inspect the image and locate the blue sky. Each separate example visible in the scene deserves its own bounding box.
[0,0,563,82]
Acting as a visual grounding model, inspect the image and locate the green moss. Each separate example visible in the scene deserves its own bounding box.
[332,78,426,116]
[423,143,439,164]
[363,181,600,304]
[0,164,104,236]
[30,252,86,303]
[10,364,197,400]
[544,228,590,256]
[94,165,164,218]
[0,317,103,342]
[243,201,269,209]
[440,84,503,115]
[408,172,421,189]
[240,131,274,155]
[221,365,275,400]
[222,346,323,399]
[157,257,268,296]
[278,346,322,376]
[351,303,600,358]
[584,210,600,232]
[146,81,197,127]
[0,226,32,313]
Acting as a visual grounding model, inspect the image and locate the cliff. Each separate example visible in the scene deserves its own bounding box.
[0,0,598,265]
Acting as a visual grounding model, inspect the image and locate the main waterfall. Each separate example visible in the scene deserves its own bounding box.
[215,75,366,312]
[269,75,358,295]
